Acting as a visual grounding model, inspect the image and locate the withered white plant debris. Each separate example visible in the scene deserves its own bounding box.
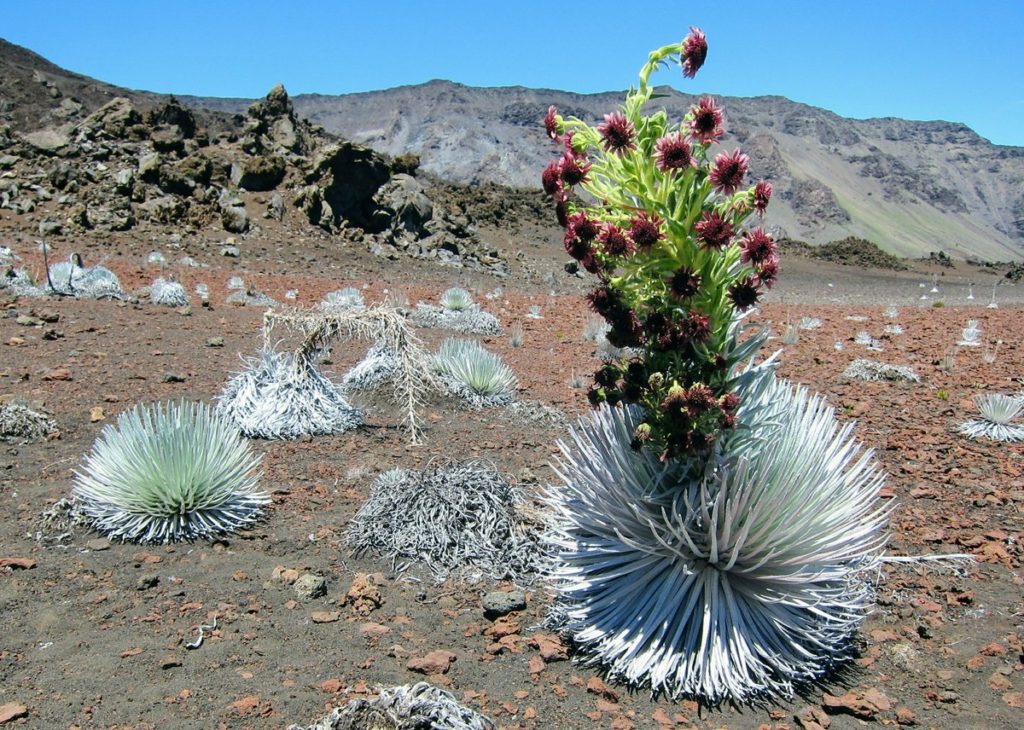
[347,461,545,583]
[289,682,496,730]
[841,358,920,383]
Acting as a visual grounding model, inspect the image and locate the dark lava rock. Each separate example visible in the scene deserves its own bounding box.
[482,590,526,619]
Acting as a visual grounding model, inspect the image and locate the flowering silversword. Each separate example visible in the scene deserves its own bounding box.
[542,28,776,460]
[540,28,891,704]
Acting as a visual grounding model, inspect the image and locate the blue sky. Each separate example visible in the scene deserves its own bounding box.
[4,1,1022,146]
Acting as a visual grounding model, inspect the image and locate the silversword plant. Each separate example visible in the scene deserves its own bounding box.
[73,400,268,544]
[959,319,981,347]
[958,393,1024,442]
[539,28,891,703]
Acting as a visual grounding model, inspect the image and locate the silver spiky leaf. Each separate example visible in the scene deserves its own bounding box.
[72,400,268,544]
[958,393,1024,442]
[342,342,399,390]
[409,303,503,336]
[545,369,891,703]
[217,348,363,440]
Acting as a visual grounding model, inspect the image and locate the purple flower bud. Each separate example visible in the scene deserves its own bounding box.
[668,266,702,299]
[728,276,761,310]
[654,133,696,173]
[544,105,561,141]
[681,27,708,78]
[753,179,772,216]
[740,227,776,265]
[694,211,734,250]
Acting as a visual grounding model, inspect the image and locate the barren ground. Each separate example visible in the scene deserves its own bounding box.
[1,216,1022,729]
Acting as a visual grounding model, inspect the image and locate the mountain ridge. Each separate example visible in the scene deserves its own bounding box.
[177,79,1024,261]
[2,36,1022,261]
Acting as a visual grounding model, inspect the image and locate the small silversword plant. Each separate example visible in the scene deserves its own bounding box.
[958,394,1024,442]
[73,400,268,544]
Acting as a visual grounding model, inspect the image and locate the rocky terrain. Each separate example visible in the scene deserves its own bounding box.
[0,33,1022,730]
[180,81,1024,263]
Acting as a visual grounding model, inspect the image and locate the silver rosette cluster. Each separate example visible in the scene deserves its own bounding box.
[544,361,892,703]
[73,400,268,544]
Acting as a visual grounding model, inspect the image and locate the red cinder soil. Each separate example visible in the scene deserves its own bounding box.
[1,221,1022,729]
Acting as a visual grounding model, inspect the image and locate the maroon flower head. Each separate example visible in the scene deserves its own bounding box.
[629,213,663,251]
[740,227,777,265]
[719,393,741,413]
[683,384,717,417]
[587,286,621,318]
[563,226,592,261]
[757,256,780,289]
[597,111,637,155]
[654,132,695,173]
[554,199,569,228]
[728,276,761,310]
[710,149,749,196]
[541,160,562,196]
[668,266,702,299]
[688,96,725,144]
[560,152,591,187]
[567,211,601,242]
[606,310,645,348]
[600,224,634,257]
[753,179,772,216]
[580,251,603,274]
[686,312,711,342]
[544,105,561,141]
[681,27,708,79]
[694,210,734,250]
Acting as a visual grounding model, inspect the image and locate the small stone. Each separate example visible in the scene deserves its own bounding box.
[136,574,159,591]
[407,649,456,675]
[161,372,185,383]
[160,655,182,670]
[42,367,73,381]
[206,337,224,348]
[272,565,299,585]
[311,611,340,623]
[0,557,36,570]
[528,633,568,662]
[90,406,106,422]
[359,622,391,640]
[221,245,241,258]
[895,707,917,725]
[293,573,327,601]
[0,702,29,724]
[15,315,40,327]
[320,678,343,693]
[482,590,526,619]
[85,538,110,551]
[586,676,619,701]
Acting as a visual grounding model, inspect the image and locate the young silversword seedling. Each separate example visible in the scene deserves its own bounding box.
[434,338,517,409]
[439,286,475,312]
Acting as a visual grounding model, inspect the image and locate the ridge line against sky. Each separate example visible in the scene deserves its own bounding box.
[4,0,1023,147]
